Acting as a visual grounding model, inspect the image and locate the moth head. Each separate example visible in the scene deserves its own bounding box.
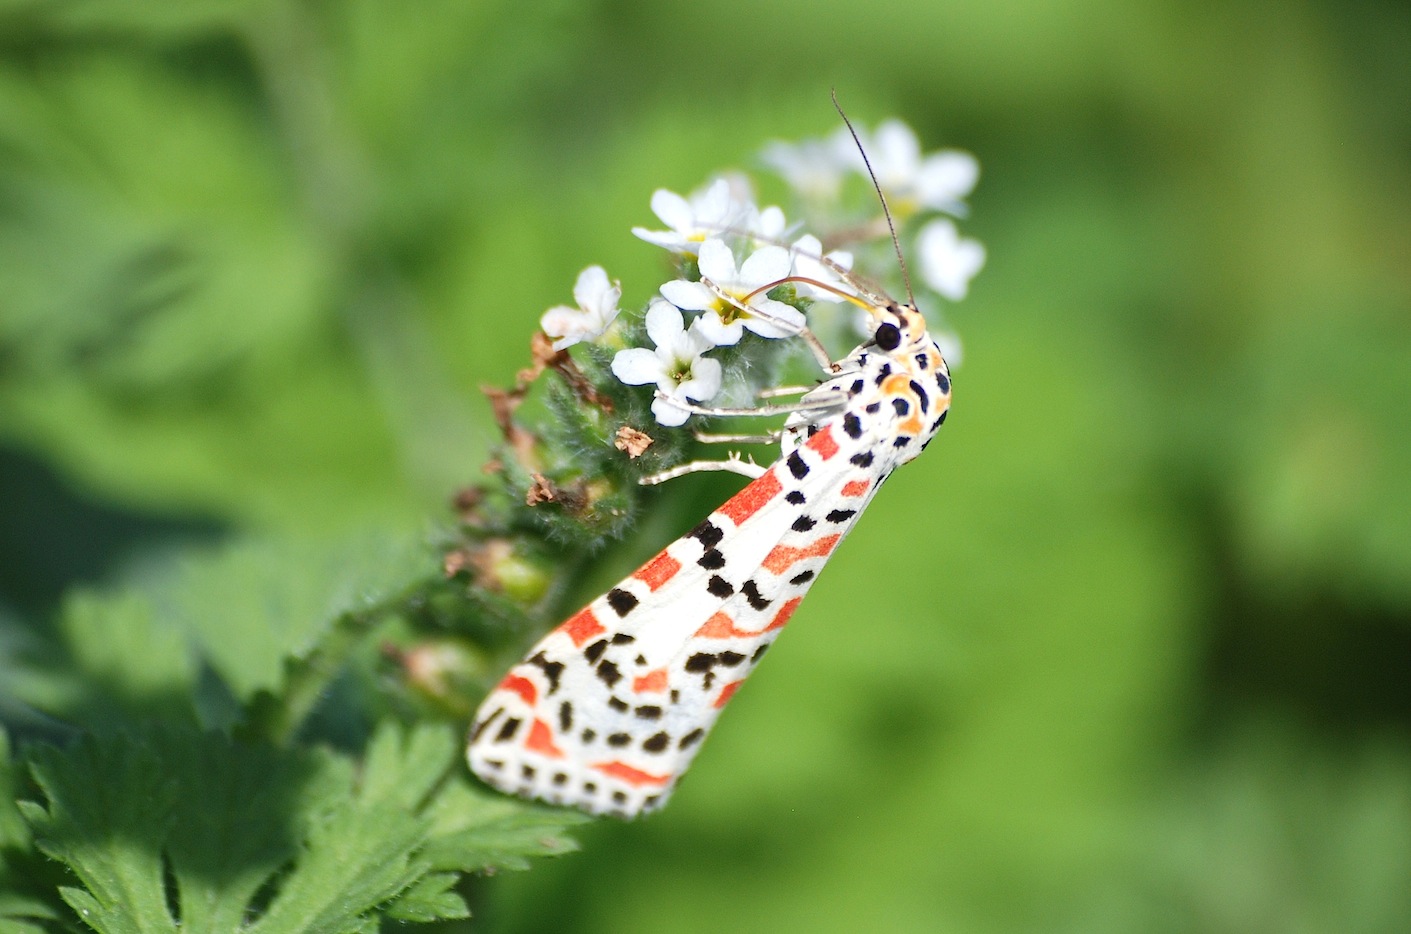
[869,301,929,354]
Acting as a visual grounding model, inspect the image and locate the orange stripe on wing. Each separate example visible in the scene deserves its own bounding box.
[766,596,803,632]
[498,674,538,706]
[717,470,782,526]
[633,551,682,592]
[525,719,564,758]
[633,667,669,693]
[841,479,870,497]
[592,760,672,787]
[762,533,841,575]
[557,606,605,647]
[713,680,744,708]
[805,425,840,460]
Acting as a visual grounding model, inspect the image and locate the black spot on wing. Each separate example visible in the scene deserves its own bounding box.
[495,718,521,743]
[741,580,771,610]
[606,588,639,617]
[679,728,704,749]
[786,490,806,505]
[596,661,622,687]
[698,548,725,569]
[789,569,815,585]
[791,515,816,532]
[642,732,669,753]
[826,509,857,523]
[787,450,809,479]
[584,639,607,663]
[558,702,573,732]
[608,696,628,713]
[851,451,874,468]
[470,707,502,743]
[936,371,951,394]
[527,652,564,694]
[688,520,724,548]
[843,413,863,438]
[707,575,734,598]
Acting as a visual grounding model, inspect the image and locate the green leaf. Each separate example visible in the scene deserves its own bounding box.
[380,873,468,923]
[145,534,429,710]
[421,778,591,875]
[22,734,180,934]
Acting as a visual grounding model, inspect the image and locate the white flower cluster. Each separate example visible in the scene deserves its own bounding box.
[537,119,987,427]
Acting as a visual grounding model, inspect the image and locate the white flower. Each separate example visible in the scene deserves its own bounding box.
[838,119,979,215]
[916,219,985,301]
[761,137,848,202]
[631,178,757,255]
[610,299,723,427]
[658,238,806,346]
[539,265,622,351]
[752,204,788,241]
[789,234,855,302]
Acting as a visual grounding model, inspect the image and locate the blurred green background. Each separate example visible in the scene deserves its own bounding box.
[2,0,1409,931]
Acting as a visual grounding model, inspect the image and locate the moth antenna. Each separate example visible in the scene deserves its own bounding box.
[831,88,916,307]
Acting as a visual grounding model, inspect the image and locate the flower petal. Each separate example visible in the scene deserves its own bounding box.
[649,188,693,231]
[917,219,986,300]
[679,356,722,402]
[611,347,663,386]
[695,238,738,283]
[917,151,979,211]
[738,245,791,288]
[741,299,805,339]
[643,299,685,350]
[692,312,743,347]
[660,279,714,312]
[650,393,692,427]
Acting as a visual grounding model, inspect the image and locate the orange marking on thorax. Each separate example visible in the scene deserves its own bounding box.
[766,596,803,632]
[557,606,605,647]
[525,719,564,758]
[633,551,682,592]
[718,470,782,526]
[841,479,871,497]
[633,667,669,694]
[882,373,913,395]
[805,425,840,460]
[713,680,744,708]
[592,760,672,787]
[498,674,538,706]
[762,533,841,575]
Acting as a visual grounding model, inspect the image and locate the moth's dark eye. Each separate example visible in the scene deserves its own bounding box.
[875,322,901,352]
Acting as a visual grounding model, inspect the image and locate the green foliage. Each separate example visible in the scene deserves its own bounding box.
[0,0,1408,932]
[13,723,587,934]
[0,530,591,931]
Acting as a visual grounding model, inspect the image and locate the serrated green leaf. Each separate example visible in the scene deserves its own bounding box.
[159,730,323,934]
[356,721,458,812]
[23,735,180,934]
[380,873,469,923]
[245,789,429,934]
[150,534,428,708]
[420,778,591,874]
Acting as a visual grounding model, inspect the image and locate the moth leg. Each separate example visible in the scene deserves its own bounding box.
[653,390,846,420]
[693,429,783,445]
[639,452,766,486]
[757,385,816,399]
